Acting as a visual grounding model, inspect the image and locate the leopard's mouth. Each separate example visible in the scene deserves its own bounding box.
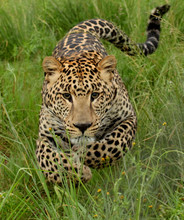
[70,136,96,146]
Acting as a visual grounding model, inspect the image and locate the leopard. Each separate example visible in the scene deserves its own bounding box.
[36,5,170,184]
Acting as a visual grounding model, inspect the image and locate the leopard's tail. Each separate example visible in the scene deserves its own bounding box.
[71,4,170,56]
[136,4,170,56]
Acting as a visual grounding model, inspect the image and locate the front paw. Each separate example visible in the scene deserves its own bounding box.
[72,145,79,152]
[81,165,92,183]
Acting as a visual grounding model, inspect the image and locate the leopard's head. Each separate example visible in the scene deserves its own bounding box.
[42,52,119,145]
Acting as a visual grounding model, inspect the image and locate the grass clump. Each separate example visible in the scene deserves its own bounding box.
[0,0,184,219]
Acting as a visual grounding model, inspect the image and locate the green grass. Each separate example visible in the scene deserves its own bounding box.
[0,0,184,219]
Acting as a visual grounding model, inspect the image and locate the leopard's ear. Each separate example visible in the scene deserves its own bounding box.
[97,55,117,83]
[42,56,62,86]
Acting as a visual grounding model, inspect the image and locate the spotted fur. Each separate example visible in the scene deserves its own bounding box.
[36,5,170,184]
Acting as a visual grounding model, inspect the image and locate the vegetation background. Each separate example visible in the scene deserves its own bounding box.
[0,0,183,219]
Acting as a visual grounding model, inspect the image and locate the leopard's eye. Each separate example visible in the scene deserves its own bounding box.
[91,92,100,101]
[62,93,72,102]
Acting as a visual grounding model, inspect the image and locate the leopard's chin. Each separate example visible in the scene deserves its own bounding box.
[70,136,96,146]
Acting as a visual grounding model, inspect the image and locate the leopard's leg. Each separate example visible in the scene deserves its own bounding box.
[36,137,92,184]
[80,115,137,168]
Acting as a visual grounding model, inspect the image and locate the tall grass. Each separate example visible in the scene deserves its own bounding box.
[0,0,184,219]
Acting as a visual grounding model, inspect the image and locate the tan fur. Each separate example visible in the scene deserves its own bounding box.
[71,97,94,126]
[98,55,117,83]
[42,56,62,88]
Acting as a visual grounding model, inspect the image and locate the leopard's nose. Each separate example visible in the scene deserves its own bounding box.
[73,123,92,134]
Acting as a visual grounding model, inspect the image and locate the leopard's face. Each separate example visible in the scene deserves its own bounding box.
[42,54,118,145]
